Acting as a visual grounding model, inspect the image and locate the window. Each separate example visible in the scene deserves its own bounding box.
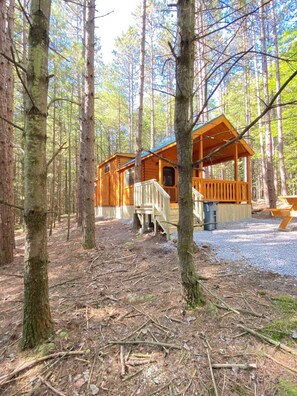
[163,166,175,186]
[125,169,134,186]
[104,163,110,173]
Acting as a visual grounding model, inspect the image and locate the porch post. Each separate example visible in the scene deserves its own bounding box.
[247,155,252,204]
[234,142,239,204]
[158,159,163,186]
[198,136,203,178]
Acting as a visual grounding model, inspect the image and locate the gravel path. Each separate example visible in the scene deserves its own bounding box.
[193,218,297,277]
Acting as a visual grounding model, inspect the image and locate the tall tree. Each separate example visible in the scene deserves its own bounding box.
[259,0,276,208]
[271,0,288,196]
[22,0,53,348]
[135,0,147,183]
[174,0,204,307]
[0,0,15,266]
[82,0,96,249]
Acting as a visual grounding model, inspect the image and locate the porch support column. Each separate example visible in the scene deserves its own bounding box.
[246,155,252,204]
[198,136,203,178]
[196,136,204,197]
[234,142,239,204]
[158,159,163,186]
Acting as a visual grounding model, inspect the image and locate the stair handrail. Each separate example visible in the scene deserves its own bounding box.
[152,180,170,218]
[192,187,204,224]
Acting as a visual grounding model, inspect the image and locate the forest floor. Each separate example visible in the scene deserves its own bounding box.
[1,212,297,396]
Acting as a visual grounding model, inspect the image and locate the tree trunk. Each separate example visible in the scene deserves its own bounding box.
[82,0,96,249]
[0,0,15,266]
[259,0,276,208]
[22,0,53,349]
[149,27,155,148]
[77,0,87,227]
[174,0,204,308]
[252,15,267,202]
[271,1,288,196]
[135,0,147,183]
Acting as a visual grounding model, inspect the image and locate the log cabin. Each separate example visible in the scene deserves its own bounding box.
[95,115,254,238]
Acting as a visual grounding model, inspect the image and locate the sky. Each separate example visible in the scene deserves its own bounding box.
[97,0,140,63]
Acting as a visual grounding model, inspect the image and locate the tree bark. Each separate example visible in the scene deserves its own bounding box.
[82,0,96,249]
[22,0,53,349]
[174,0,204,308]
[0,0,15,266]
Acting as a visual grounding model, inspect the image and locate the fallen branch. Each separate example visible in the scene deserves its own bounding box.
[148,382,171,396]
[264,353,297,375]
[126,359,154,366]
[38,376,66,396]
[212,363,257,369]
[0,350,86,386]
[50,276,82,289]
[1,273,23,278]
[122,368,144,382]
[214,303,263,318]
[183,368,196,395]
[206,348,219,396]
[120,345,126,376]
[200,282,240,315]
[108,340,181,350]
[237,325,297,356]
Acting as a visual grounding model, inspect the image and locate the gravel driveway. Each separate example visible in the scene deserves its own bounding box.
[193,218,297,277]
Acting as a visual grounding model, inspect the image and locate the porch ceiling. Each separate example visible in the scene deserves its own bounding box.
[192,118,253,166]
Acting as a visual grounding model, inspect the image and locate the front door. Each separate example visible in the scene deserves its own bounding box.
[162,166,177,202]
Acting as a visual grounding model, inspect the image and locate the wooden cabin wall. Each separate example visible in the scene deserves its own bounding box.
[96,155,134,208]
[119,167,134,206]
[143,156,159,181]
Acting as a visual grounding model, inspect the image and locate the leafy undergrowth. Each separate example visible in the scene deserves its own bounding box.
[0,217,297,395]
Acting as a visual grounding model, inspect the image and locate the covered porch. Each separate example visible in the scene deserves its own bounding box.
[158,115,253,204]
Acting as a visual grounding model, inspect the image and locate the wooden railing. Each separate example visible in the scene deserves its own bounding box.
[134,180,204,237]
[192,178,249,203]
[192,187,204,224]
[134,179,170,237]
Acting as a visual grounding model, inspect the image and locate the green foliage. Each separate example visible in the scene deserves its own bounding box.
[37,342,56,356]
[276,379,297,396]
[128,294,156,304]
[59,331,69,341]
[272,295,297,315]
[260,318,297,342]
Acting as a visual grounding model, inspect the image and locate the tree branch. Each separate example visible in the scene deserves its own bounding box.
[47,97,80,110]
[47,142,67,169]
[195,1,272,41]
[0,114,24,131]
[0,198,24,211]
[147,150,177,167]
[0,52,27,73]
[192,49,251,130]
[10,47,35,108]
[192,69,297,167]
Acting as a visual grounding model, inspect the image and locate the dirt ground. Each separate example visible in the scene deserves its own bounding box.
[0,214,297,395]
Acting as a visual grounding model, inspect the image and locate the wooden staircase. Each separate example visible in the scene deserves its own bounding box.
[134,179,204,240]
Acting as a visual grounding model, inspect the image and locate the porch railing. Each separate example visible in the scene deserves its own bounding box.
[134,179,170,237]
[134,179,204,237]
[192,187,204,224]
[192,178,249,203]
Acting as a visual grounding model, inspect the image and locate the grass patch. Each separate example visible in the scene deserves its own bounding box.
[260,318,297,342]
[128,294,156,304]
[272,296,297,315]
[276,379,297,395]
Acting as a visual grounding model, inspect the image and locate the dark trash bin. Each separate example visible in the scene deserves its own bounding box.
[203,201,218,231]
